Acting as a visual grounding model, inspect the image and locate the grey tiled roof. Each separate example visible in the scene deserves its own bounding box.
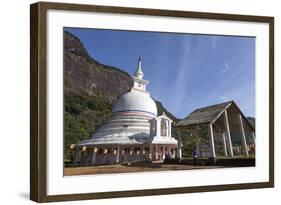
[175,101,233,127]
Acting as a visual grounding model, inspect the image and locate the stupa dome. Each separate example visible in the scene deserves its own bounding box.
[112,90,157,117]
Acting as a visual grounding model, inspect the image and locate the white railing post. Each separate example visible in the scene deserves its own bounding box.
[176,129,182,160]
[238,114,249,156]
[222,132,228,156]
[224,110,234,157]
[208,123,216,158]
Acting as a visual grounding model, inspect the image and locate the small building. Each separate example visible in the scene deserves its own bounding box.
[175,101,255,159]
[71,58,178,165]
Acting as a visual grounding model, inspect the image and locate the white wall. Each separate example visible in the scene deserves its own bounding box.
[0,0,279,204]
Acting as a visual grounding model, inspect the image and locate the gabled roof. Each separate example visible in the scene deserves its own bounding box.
[154,112,173,122]
[175,101,233,127]
[175,100,255,132]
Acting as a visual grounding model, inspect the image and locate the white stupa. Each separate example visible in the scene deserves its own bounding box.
[74,58,178,165]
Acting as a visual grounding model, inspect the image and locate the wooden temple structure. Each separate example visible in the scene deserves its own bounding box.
[174,101,255,159]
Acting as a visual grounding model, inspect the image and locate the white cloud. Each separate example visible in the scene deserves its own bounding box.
[222,62,231,73]
[172,38,193,115]
[219,95,230,102]
[211,36,218,51]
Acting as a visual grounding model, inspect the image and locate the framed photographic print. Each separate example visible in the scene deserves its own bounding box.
[30,1,274,202]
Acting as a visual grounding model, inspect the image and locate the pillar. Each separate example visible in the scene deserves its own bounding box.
[224,110,234,157]
[80,151,85,164]
[222,133,228,156]
[238,114,249,156]
[165,120,169,137]
[172,148,175,158]
[158,145,161,160]
[91,148,97,165]
[156,119,161,136]
[196,137,200,157]
[149,144,152,161]
[169,121,172,138]
[154,144,158,160]
[116,144,120,163]
[208,123,216,158]
[176,129,182,159]
[72,149,79,165]
[251,132,256,144]
[87,151,93,164]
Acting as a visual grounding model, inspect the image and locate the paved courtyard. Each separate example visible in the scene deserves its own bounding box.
[64,162,223,176]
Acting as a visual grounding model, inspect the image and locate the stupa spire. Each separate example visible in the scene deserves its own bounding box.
[131,57,149,93]
[134,57,144,80]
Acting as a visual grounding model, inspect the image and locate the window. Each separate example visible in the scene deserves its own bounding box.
[161,119,167,136]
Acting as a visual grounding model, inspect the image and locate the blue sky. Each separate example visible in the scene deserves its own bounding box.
[65,28,255,119]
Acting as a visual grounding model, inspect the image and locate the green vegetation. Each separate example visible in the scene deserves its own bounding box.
[155,101,180,122]
[64,95,112,160]
[179,127,209,158]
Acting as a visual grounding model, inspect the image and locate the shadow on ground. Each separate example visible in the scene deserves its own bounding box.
[123,161,162,168]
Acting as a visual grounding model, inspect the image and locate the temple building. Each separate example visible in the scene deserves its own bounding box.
[175,101,255,159]
[72,58,178,165]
